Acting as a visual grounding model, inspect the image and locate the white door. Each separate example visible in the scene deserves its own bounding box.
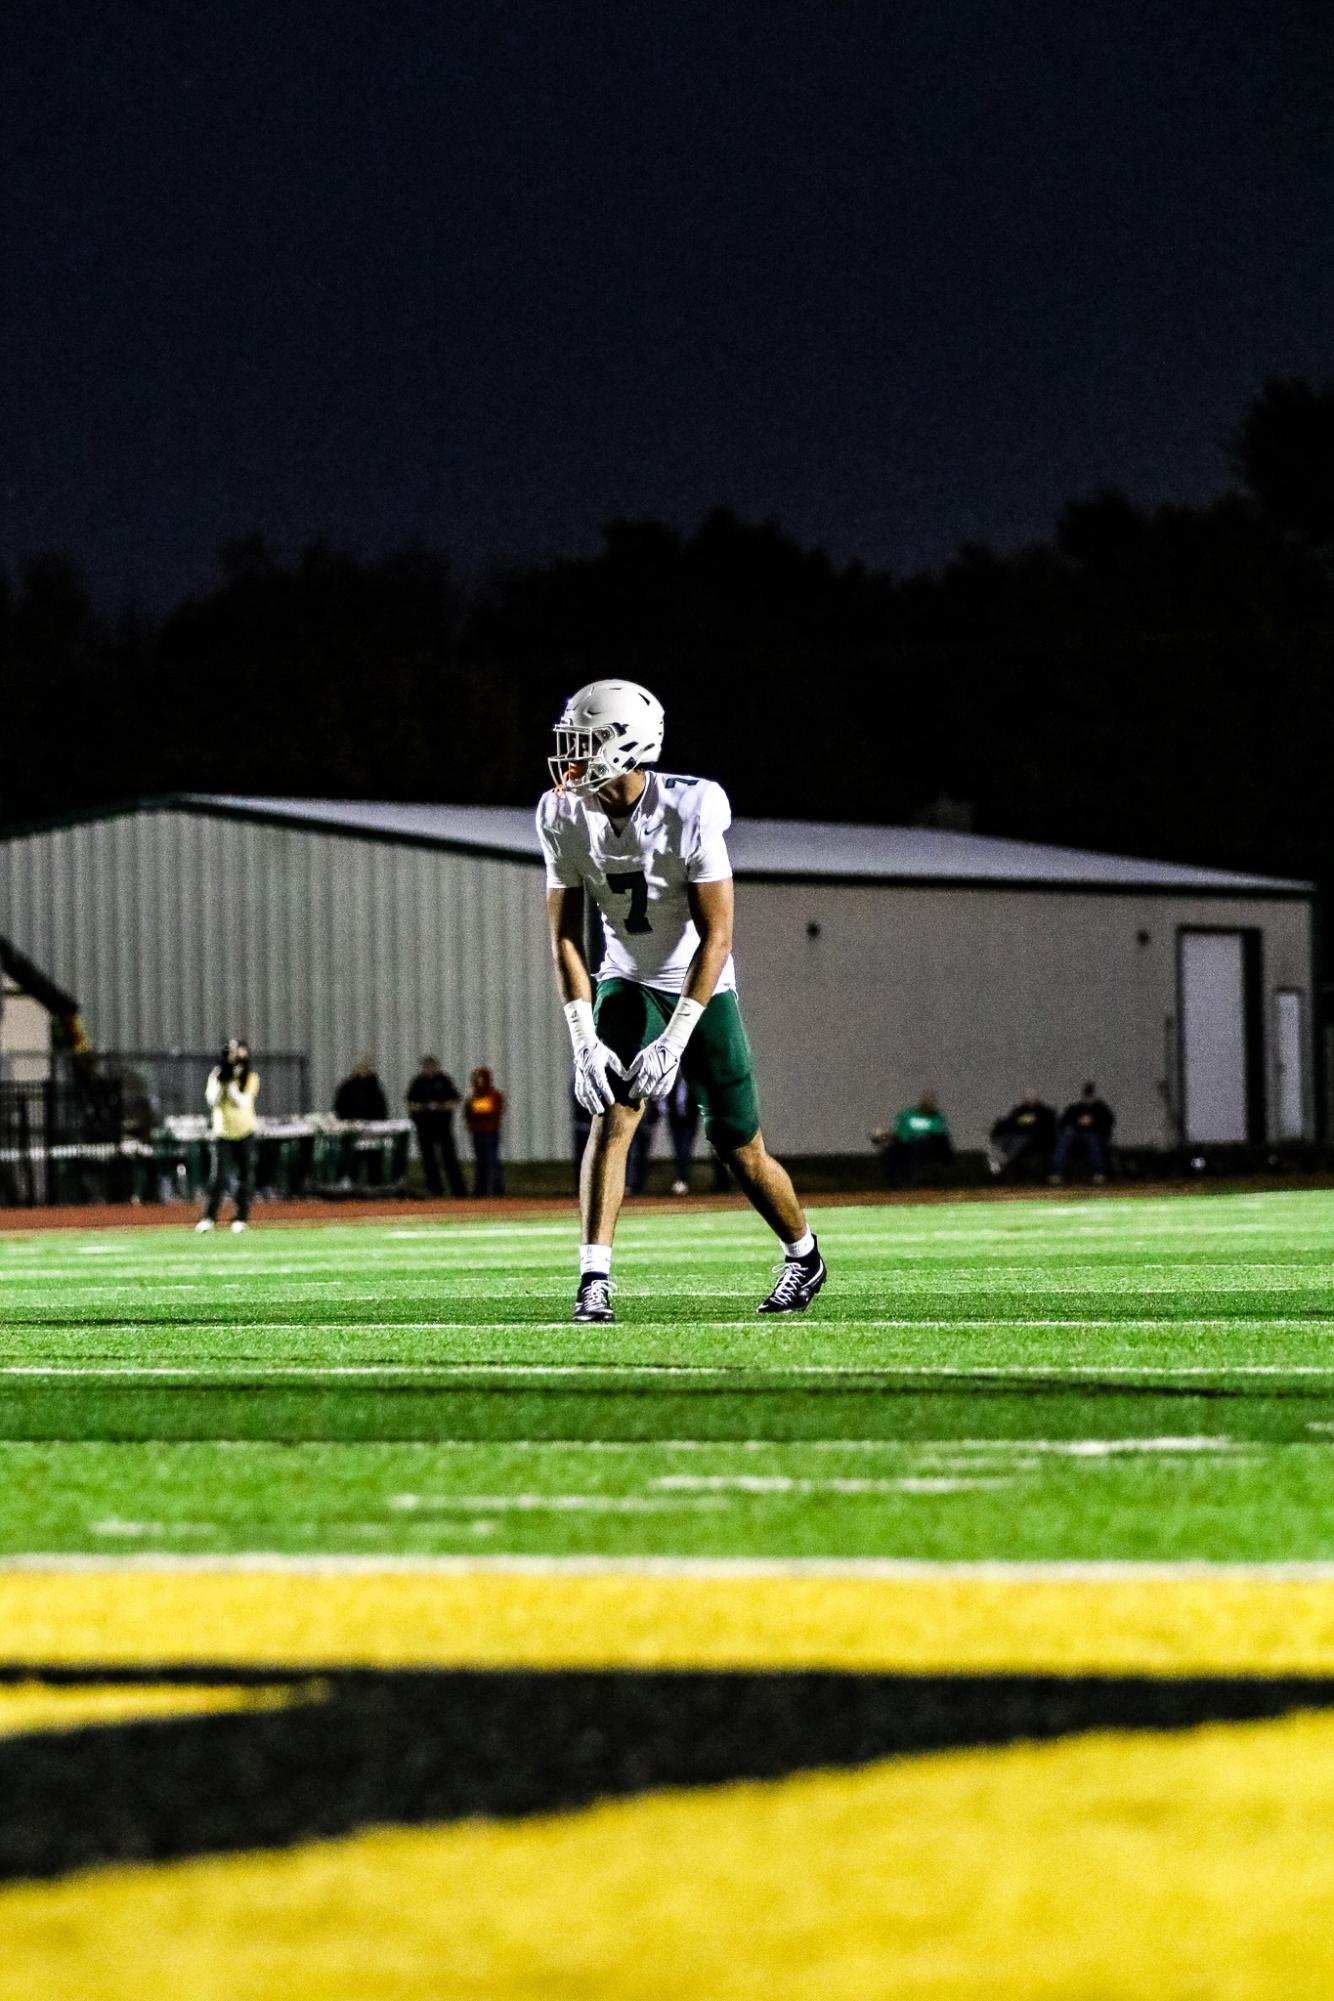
[1179,932,1248,1144]
[1274,989,1306,1141]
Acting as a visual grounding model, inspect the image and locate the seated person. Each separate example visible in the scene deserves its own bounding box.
[870,1092,954,1188]
[988,1090,1057,1179]
[1050,1082,1115,1184]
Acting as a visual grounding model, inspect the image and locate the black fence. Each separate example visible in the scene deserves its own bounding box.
[0,1052,311,1206]
[0,1075,125,1207]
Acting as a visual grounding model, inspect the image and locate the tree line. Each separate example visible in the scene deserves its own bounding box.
[4,378,1333,942]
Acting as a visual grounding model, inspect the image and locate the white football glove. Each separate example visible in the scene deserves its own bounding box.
[624,1034,684,1103]
[564,1000,624,1115]
[625,997,705,1103]
[573,1038,625,1115]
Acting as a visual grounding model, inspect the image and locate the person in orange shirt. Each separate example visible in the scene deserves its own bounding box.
[463,1066,505,1197]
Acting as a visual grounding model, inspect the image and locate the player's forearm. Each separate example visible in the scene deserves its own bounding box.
[680,876,733,1009]
[552,933,594,1008]
[688,932,732,1008]
[680,925,731,1009]
[547,887,593,1008]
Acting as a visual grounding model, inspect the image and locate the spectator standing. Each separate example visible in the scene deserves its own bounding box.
[333,1054,390,1187]
[987,1090,1057,1180]
[871,1092,954,1188]
[1050,1083,1115,1184]
[627,1095,661,1196]
[664,1075,731,1194]
[406,1055,464,1197]
[333,1055,389,1122]
[464,1066,506,1196]
[196,1037,260,1232]
[666,1074,697,1194]
[570,1082,593,1193]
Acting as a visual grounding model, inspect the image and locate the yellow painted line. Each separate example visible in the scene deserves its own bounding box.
[0,1679,325,1738]
[3,1568,1334,1671]
[4,1710,1333,1999]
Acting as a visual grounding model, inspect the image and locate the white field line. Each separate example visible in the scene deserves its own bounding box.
[378,1227,573,1239]
[383,1494,726,1514]
[14,1221,1334,1256]
[0,1438,1275,1455]
[650,1441,1253,1482]
[7,1553,1334,1579]
[2,1224,1334,1256]
[3,1359,1334,1380]
[3,1315,1333,1343]
[17,1231,1334,1263]
[355,1438,1255,1456]
[91,1519,220,1537]
[649,1475,1013,1495]
[10,1274,1331,1297]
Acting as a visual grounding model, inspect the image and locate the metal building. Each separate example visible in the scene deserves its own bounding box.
[0,794,1319,1157]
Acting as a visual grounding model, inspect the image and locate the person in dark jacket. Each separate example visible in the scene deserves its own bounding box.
[663,1075,731,1194]
[666,1074,697,1194]
[627,1094,660,1196]
[333,1055,389,1123]
[570,1082,593,1193]
[333,1054,390,1186]
[1050,1083,1115,1184]
[406,1055,464,1197]
[987,1091,1058,1180]
[464,1066,506,1196]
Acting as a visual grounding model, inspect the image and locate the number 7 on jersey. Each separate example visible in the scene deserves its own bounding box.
[606,870,652,933]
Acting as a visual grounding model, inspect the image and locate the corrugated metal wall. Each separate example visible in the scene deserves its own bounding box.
[0,809,570,1159]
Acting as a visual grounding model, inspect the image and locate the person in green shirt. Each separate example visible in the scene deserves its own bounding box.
[870,1092,954,1188]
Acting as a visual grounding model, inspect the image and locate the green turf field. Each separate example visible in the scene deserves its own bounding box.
[3,1187,1332,1564]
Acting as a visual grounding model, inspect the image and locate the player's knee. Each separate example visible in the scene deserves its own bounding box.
[725,1128,767,1176]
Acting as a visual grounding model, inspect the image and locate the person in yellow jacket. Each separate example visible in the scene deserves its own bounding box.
[196,1037,260,1232]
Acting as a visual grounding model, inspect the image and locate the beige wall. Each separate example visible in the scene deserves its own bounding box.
[734,883,1314,1153]
[0,984,51,1081]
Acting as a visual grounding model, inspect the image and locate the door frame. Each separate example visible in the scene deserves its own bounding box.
[1272,986,1307,1142]
[1176,927,1266,1146]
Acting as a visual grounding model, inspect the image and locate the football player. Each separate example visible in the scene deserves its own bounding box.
[537,678,827,1325]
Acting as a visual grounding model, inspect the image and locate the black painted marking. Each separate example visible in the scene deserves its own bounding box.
[3,1670,1333,1884]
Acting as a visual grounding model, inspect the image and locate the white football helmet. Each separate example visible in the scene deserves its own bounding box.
[548,679,666,796]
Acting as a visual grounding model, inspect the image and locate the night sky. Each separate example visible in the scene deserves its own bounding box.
[6,0,1332,607]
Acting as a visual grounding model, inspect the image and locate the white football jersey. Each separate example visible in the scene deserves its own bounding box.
[536,771,737,995]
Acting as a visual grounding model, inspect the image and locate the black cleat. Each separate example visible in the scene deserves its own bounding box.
[573,1274,616,1325]
[758,1241,827,1314]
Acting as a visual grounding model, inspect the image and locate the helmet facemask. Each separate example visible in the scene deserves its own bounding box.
[548,723,622,796]
[548,680,666,796]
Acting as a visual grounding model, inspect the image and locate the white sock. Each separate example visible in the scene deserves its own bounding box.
[782,1230,815,1261]
[579,1244,612,1278]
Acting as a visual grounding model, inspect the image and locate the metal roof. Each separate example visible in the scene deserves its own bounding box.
[160,794,1312,894]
